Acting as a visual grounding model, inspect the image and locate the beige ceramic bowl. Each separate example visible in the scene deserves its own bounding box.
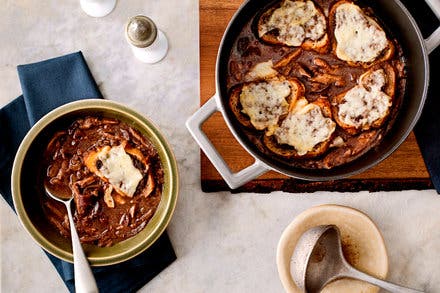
[277,204,388,293]
[11,99,179,266]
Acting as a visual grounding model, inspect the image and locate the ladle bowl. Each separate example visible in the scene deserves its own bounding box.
[291,225,424,293]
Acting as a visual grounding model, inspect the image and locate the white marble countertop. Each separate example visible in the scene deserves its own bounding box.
[1,1,439,292]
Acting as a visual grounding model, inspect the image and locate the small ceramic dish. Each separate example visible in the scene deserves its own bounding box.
[277,204,388,293]
[11,99,179,266]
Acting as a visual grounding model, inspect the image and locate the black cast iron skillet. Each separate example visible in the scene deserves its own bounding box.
[187,0,440,189]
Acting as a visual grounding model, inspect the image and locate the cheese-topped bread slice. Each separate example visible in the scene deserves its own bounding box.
[333,63,395,134]
[264,97,336,158]
[229,76,304,134]
[84,144,143,198]
[329,1,394,66]
[258,0,329,52]
[84,141,155,202]
[337,86,391,130]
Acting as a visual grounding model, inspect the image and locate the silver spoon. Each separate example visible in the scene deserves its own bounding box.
[290,225,424,293]
[45,184,99,293]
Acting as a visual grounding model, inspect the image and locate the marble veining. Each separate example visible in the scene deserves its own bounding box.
[1,1,439,292]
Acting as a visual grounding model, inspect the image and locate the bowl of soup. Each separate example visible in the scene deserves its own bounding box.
[11,99,179,266]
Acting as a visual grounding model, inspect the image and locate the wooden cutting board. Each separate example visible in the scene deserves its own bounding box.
[199,0,433,193]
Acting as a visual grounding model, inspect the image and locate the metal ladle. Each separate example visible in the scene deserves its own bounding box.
[290,225,424,293]
[45,184,99,293]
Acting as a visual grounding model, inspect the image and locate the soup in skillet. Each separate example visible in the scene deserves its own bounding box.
[227,0,406,169]
[41,116,163,247]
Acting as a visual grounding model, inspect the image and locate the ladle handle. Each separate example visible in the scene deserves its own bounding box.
[66,199,99,293]
[344,266,424,293]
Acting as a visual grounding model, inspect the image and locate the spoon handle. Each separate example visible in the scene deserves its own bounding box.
[344,266,424,293]
[66,199,99,293]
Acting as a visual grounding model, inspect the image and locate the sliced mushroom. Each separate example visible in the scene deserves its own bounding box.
[79,117,100,129]
[71,182,89,216]
[69,154,82,171]
[296,64,312,79]
[311,73,345,87]
[102,118,119,125]
[46,131,66,153]
[128,127,149,148]
[309,82,330,93]
[274,49,302,69]
[129,204,136,219]
[90,201,100,218]
[144,172,155,197]
[119,213,129,226]
[104,185,115,208]
[75,175,96,188]
[313,57,332,70]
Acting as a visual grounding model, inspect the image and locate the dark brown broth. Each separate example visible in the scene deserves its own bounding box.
[41,117,163,247]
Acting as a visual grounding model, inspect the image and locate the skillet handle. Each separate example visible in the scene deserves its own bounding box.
[425,0,440,54]
[186,95,268,189]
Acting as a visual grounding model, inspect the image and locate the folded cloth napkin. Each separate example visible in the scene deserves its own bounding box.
[0,52,176,292]
[415,49,440,193]
[403,0,440,193]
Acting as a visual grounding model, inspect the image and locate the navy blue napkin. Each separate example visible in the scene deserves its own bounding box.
[402,0,440,193]
[0,52,176,292]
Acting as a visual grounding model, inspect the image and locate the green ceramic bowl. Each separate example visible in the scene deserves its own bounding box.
[11,99,179,266]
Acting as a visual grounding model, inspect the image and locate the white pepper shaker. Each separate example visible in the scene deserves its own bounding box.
[125,15,169,64]
[80,0,117,17]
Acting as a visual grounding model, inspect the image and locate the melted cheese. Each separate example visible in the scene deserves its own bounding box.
[96,145,143,197]
[274,101,336,155]
[338,86,391,128]
[240,80,291,135]
[260,0,326,46]
[244,61,278,82]
[361,69,386,91]
[334,3,388,63]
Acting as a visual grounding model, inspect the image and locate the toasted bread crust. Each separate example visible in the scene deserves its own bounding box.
[301,33,330,54]
[263,97,335,158]
[263,134,332,159]
[229,85,253,129]
[258,0,330,53]
[328,1,394,68]
[273,49,302,69]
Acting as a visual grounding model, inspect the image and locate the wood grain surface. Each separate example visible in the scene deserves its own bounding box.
[199,0,432,193]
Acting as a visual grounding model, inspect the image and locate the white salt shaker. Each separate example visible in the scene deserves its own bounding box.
[80,0,117,17]
[125,15,169,64]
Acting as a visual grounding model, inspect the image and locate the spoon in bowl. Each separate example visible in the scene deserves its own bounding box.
[290,225,424,293]
[45,184,99,293]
